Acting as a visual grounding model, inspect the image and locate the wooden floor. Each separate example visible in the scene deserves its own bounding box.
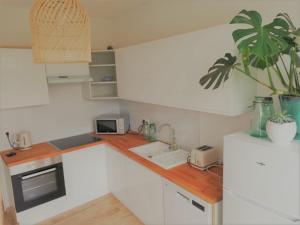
[3,207,17,225]
[4,194,144,225]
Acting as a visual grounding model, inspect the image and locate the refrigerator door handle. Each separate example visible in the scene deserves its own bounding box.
[223,187,300,223]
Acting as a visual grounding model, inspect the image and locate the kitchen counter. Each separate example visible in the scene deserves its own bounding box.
[0,133,222,204]
[0,137,105,167]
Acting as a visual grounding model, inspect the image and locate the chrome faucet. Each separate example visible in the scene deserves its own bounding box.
[157,123,178,150]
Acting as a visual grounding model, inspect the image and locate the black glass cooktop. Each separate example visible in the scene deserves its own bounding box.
[49,133,102,150]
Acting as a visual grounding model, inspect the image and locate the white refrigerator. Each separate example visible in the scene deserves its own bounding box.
[223,132,300,225]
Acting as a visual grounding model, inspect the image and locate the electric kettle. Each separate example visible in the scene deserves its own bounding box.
[16,131,32,150]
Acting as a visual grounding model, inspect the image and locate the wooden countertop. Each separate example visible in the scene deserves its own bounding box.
[0,138,106,167]
[0,133,222,204]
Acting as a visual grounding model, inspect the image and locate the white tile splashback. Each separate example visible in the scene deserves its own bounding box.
[0,84,249,160]
[120,100,250,161]
[0,83,120,150]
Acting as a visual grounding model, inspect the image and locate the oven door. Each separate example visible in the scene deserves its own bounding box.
[96,119,118,134]
[11,163,66,212]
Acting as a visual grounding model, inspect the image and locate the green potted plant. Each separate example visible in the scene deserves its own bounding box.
[266,111,296,145]
[199,10,300,139]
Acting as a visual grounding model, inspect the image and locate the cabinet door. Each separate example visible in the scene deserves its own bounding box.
[106,147,128,204]
[125,157,164,225]
[106,147,164,225]
[116,24,256,116]
[0,48,49,109]
[62,145,109,207]
[163,180,212,225]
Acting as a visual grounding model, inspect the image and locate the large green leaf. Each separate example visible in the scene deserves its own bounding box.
[277,13,296,32]
[230,10,290,59]
[200,53,237,89]
[249,54,278,69]
[276,13,300,53]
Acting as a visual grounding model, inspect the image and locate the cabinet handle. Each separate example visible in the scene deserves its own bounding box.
[176,191,190,201]
[256,162,266,166]
[22,168,56,180]
[192,200,205,212]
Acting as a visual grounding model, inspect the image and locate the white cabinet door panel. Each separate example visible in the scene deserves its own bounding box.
[125,157,164,225]
[0,48,49,109]
[62,145,109,207]
[116,24,256,116]
[106,147,128,205]
[106,147,164,225]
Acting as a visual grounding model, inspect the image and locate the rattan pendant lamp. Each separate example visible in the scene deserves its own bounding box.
[30,0,91,64]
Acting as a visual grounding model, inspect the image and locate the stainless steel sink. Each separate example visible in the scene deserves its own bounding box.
[129,141,189,169]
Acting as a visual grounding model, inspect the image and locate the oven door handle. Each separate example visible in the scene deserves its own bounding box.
[21,168,56,180]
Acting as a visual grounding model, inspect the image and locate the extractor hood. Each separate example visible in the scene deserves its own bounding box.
[45,63,92,84]
[47,75,93,84]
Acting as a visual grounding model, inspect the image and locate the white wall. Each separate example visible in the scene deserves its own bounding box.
[0,84,120,150]
[120,100,250,161]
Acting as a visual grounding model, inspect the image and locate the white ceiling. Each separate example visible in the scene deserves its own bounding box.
[0,0,151,19]
[0,0,300,49]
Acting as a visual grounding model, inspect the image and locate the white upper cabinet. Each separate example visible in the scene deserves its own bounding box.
[0,48,49,109]
[116,24,256,116]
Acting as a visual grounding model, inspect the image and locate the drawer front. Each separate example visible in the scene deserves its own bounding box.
[224,137,300,217]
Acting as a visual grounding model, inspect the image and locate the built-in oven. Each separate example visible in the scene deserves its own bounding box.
[10,156,66,212]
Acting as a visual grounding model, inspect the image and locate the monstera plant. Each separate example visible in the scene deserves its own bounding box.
[200,10,300,138]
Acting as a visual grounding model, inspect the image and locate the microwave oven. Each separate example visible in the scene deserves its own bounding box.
[95,114,129,134]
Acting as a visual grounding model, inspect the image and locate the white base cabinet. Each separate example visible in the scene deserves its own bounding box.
[16,145,109,225]
[6,144,221,225]
[106,146,127,203]
[106,147,164,225]
[107,146,221,225]
[62,145,109,207]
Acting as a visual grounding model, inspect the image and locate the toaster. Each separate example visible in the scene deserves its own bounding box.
[189,145,218,170]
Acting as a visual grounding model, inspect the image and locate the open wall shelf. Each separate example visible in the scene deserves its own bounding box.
[82,50,118,100]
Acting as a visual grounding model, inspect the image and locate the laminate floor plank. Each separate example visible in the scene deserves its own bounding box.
[4,194,144,225]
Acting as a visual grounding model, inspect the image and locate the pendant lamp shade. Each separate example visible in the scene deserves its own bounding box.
[30,0,91,64]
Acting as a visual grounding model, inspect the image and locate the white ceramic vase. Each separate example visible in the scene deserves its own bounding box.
[266,120,297,145]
